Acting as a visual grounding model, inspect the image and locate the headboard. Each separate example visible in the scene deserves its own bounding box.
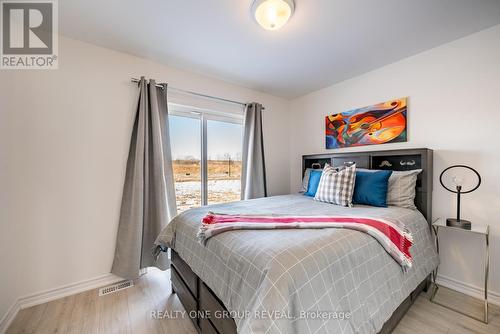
[302,148,433,224]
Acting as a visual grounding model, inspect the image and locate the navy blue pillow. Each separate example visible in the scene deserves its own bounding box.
[304,170,322,197]
[353,170,393,207]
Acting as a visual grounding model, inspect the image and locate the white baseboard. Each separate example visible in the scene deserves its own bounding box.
[17,273,123,309]
[436,274,500,306]
[0,273,123,334]
[0,300,21,334]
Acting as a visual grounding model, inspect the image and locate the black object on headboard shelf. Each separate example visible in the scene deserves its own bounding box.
[302,148,433,224]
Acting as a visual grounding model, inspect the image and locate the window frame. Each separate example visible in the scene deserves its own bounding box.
[168,103,244,206]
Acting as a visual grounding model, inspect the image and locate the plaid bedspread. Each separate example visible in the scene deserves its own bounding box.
[155,194,439,334]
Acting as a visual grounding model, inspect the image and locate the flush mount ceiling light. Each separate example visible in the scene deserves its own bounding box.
[252,0,295,31]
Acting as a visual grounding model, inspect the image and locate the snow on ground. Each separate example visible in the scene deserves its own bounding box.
[175,180,241,212]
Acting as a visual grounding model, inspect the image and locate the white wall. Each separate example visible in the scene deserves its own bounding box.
[0,36,290,321]
[290,25,500,299]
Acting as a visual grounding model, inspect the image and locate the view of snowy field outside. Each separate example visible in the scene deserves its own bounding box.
[173,159,242,212]
[169,114,243,212]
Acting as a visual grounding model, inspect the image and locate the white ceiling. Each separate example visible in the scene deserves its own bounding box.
[60,0,500,98]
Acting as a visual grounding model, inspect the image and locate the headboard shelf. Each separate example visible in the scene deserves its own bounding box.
[302,148,433,224]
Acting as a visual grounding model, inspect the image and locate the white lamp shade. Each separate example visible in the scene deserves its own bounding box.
[252,0,295,31]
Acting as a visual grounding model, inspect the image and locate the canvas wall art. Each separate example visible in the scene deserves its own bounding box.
[325,98,407,149]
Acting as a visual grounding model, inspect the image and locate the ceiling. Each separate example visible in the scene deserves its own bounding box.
[59,0,500,98]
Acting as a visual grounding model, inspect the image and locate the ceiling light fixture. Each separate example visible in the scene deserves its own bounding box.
[252,0,295,31]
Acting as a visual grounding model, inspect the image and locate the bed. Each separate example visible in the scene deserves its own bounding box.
[155,148,438,334]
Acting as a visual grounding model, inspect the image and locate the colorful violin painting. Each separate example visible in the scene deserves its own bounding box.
[325,98,407,149]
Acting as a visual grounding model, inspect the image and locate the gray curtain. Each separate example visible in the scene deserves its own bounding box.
[112,77,177,279]
[241,102,267,199]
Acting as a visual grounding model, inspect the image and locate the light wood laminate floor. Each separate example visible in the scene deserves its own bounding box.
[7,268,500,334]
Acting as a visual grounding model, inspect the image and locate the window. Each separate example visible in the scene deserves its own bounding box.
[207,120,243,205]
[169,106,243,212]
[169,115,202,211]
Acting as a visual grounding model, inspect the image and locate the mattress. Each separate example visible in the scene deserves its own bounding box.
[155,194,439,334]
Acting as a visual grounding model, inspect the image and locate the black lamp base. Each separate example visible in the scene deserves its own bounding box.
[446,218,471,230]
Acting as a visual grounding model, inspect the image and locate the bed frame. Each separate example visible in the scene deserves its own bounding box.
[171,148,433,334]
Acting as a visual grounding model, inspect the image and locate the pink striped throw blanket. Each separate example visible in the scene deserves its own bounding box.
[198,212,414,271]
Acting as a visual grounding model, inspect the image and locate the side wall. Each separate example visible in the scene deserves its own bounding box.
[290,25,500,300]
[0,36,290,321]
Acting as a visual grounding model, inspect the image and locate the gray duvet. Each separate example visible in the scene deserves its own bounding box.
[155,194,438,334]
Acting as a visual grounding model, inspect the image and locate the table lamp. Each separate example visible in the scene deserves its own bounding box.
[439,165,481,229]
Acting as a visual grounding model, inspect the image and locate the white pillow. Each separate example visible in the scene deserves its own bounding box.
[300,168,314,193]
[387,169,422,209]
[314,163,356,207]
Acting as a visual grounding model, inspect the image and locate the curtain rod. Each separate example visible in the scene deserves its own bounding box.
[131,78,249,108]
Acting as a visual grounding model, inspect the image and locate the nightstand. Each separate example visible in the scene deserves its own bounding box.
[430,218,490,323]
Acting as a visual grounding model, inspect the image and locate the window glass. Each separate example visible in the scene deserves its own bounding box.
[169,115,202,212]
[207,120,243,204]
